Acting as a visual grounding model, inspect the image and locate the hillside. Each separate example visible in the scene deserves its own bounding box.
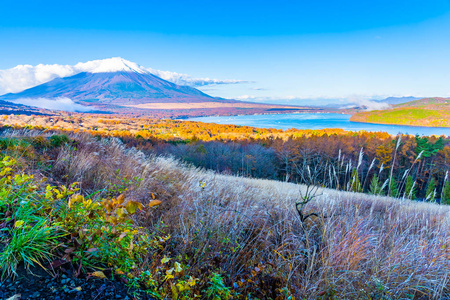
[0,130,449,299]
[350,97,450,127]
[2,112,450,198]
[0,99,53,115]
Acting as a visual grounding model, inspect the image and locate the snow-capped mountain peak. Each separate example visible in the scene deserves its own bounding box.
[74,57,148,74]
[0,58,244,95]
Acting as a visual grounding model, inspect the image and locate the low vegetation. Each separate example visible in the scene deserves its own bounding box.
[0,129,449,299]
[1,113,450,202]
[350,97,450,127]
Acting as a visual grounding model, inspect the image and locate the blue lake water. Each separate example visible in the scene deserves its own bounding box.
[189,113,450,136]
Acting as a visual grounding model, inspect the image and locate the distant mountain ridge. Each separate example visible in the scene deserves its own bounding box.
[374,96,422,105]
[394,97,450,108]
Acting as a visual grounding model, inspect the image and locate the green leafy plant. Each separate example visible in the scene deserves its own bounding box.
[203,273,232,300]
[61,192,152,274]
[0,155,154,282]
[0,218,62,277]
[0,156,64,277]
[107,168,143,196]
[0,151,201,299]
[48,134,70,148]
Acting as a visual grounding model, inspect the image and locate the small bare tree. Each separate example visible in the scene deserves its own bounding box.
[294,165,327,276]
[296,184,321,223]
[295,165,324,224]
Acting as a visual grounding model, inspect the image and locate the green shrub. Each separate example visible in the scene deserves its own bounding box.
[48,134,70,147]
[0,153,201,299]
[203,273,232,300]
[0,156,63,277]
[0,138,30,150]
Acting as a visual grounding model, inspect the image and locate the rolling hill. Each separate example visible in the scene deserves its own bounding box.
[1,129,448,299]
[350,97,450,127]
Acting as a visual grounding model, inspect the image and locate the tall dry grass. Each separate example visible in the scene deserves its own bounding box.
[3,129,449,299]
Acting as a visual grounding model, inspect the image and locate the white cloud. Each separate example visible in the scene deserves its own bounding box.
[75,57,147,74]
[233,94,393,110]
[11,97,92,112]
[235,95,257,101]
[0,64,75,94]
[234,95,336,104]
[345,96,390,111]
[0,57,246,95]
[146,68,247,87]
[359,99,390,111]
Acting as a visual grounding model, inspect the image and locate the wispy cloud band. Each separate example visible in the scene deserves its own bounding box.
[11,97,92,112]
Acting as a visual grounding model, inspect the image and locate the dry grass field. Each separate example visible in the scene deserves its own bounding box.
[1,129,448,299]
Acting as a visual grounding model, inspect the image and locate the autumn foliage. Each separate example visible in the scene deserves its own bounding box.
[1,113,449,201]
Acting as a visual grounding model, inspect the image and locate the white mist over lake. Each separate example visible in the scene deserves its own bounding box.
[189,113,450,136]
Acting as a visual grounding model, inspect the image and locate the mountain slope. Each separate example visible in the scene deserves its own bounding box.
[0,69,314,117]
[0,57,314,116]
[0,71,216,105]
[350,97,450,128]
[0,57,245,95]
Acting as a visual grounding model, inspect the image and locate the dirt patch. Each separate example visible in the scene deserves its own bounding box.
[0,265,155,300]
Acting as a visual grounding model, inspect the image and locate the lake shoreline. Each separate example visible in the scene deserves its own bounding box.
[188,113,450,137]
[349,118,450,129]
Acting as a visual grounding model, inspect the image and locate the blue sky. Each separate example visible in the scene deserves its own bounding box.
[1,0,450,104]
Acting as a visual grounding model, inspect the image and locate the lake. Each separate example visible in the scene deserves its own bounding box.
[189,113,450,136]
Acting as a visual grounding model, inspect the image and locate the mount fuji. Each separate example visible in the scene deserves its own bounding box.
[0,58,219,106]
[0,58,311,116]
